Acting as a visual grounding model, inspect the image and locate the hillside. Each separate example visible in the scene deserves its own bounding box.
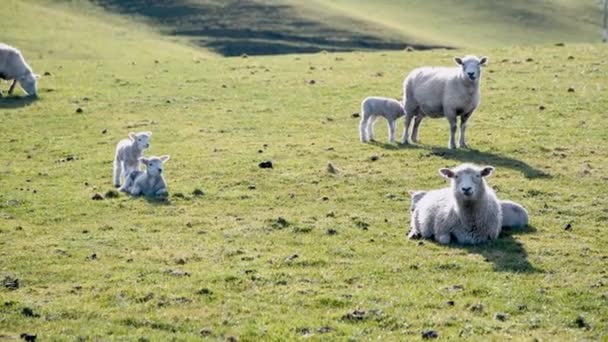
[1,0,608,340]
[89,0,602,55]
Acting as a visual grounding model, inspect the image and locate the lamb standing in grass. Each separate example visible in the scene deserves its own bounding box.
[408,163,502,244]
[0,43,39,97]
[359,96,405,143]
[119,155,170,197]
[402,55,487,149]
[113,131,151,187]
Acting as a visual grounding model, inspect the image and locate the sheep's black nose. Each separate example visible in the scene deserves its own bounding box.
[467,72,475,77]
[158,169,162,173]
[462,187,472,193]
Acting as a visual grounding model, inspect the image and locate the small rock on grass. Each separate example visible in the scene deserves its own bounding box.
[259,161,273,169]
[341,309,367,321]
[495,312,508,321]
[563,222,572,231]
[91,193,104,200]
[20,333,37,342]
[327,162,339,174]
[3,275,19,290]
[421,329,438,339]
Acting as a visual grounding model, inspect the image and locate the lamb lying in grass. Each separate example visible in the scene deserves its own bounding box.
[119,155,170,198]
[500,200,528,229]
[408,163,502,244]
[359,96,405,143]
[113,131,151,187]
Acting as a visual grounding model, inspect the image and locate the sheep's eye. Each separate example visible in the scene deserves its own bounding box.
[476,175,480,178]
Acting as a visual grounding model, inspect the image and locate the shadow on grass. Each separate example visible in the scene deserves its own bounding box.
[428,147,551,179]
[92,0,449,56]
[375,142,550,179]
[450,225,541,273]
[0,95,37,109]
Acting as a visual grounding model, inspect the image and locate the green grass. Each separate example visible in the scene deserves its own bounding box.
[1,0,608,340]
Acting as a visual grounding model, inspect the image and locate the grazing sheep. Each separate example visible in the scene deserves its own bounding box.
[119,155,170,197]
[500,200,528,228]
[359,96,405,143]
[402,55,488,149]
[0,43,39,97]
[408,163,502,244]
[113,131,151,187]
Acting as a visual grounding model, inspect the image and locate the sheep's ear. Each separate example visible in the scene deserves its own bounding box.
[439,168,455,179]
[454,57,463,65]
[479,56,488,66]
[139,157,149,165]
[480,166,495,177]
[128,132,137,141]
[160,155,170,163]
[143,131,152,137]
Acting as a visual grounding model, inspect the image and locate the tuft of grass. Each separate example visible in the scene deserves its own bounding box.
[0,0,607,340]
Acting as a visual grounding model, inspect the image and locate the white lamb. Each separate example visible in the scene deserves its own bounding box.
[402,55,487,149]
[113,131,151,187]
[408,163,502,245]
[359,96,405,143]
[0,43,39,97]
[119,155,170,197]
[500,200,528,229]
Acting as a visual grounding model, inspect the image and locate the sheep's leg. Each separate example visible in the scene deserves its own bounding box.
[130,184,142,196]
[401,113,414,144]
[8,80,17,95]
[459,112,473,148]
[113,159,122,187]
[411,114,423,143]
[359,115,369,142]
[387,119,396,143]
[446,112,458,149]
[367,115,377,141]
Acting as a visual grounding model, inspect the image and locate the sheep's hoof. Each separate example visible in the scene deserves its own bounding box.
[407,230,422,240]
[459,143,469,149]
[113,184,120,188]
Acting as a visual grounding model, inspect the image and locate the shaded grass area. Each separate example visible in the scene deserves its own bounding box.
[90,0,446,56]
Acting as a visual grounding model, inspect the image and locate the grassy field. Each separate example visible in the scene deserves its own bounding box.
[1,0,608,340]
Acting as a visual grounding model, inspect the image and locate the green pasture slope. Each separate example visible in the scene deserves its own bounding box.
[1,0,608,340]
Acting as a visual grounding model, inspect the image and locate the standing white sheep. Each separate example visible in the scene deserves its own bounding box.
[0,43,39,97]
[113,131,151,187]
[359,96,405,143]
[408,163,502,245]
[119,155,170,198]
[402,55,487,149]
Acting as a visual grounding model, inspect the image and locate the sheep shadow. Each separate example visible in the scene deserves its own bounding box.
[0,95,37,109]
[426,147,551,179]
[449,225,541,273]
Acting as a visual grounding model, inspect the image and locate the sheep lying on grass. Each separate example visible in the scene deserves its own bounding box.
[0,43,39,97]
[402,55,487,149]
[119,155,170,198]
[359,96,405,143]
[113,131,151,187]
[408,163,501,244]
[500,200,529,228]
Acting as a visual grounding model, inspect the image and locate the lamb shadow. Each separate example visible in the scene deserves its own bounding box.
[0,95,37,109]
[448,225,541,273]
[424,147,551,179]
[369,140,401,150]
[143,196,172,206]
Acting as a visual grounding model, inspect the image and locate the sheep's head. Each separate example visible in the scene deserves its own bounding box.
[18,73,39,96]
[140,155,170,177]
[439,164,494,201]
[454,55,487,82]
[129,131,152,150]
